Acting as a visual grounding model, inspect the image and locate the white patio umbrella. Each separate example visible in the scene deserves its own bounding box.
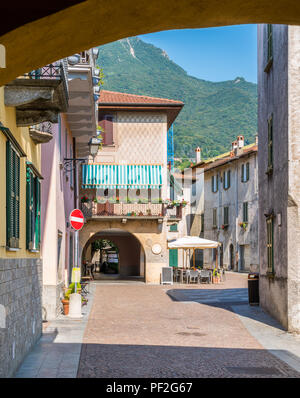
[168,236,221,269]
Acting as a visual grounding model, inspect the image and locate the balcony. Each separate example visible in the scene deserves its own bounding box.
[80,201,183,221]
[29,121,53,144]
[4,61,68,127]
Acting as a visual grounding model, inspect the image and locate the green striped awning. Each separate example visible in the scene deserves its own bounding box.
[82,164,162,189]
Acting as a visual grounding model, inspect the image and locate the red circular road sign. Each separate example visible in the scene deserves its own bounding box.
[70,209,84,231]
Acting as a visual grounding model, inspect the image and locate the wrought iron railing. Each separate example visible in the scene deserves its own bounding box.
[80,202,183,219]
[30,121,52,134]
[25,60,69,99]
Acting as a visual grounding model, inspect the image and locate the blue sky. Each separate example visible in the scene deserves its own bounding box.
[139,25,257,83]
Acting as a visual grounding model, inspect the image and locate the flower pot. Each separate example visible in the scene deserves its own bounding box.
[61,299,70,315]
[212,276,220,284]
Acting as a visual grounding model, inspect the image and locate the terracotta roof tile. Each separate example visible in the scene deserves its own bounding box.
[99,90,184,105]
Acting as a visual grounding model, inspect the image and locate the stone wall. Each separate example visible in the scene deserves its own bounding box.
[257,24,290,330]
[0,258,42,377]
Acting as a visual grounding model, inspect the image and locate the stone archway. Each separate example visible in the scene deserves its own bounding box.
[1,1,300,86]
[81,229,145,280]
[80,221,167,284]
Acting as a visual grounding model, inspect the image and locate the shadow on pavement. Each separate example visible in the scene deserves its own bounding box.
[166,288,285,331]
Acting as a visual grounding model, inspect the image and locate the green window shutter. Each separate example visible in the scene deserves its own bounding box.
[268,116,273,169]
[201,213,204,232]
[216,174,219,191]
[6,141,13,247]
[211,176,214,192]
[35,178,41,250]
[224,207,229,225]
[6,142,20,248]
[241,164,244,182]
[169,223,178,232]
[26,167,34,250]
[228,170,231,188]
[246,163,250,181]
[14,151,20,245]
[169,249,178,267]
[243,202,248,223]
[223,172,225,189]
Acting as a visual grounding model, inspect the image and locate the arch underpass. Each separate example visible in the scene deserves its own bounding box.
[1,0,300,86]
[81,229,146,281]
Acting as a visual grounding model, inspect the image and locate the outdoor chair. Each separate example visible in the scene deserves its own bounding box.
[173,267,181,282]
[199,269,211,284]
[188,269,199,284]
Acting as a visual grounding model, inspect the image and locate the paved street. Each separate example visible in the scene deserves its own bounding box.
[16,272,300,378]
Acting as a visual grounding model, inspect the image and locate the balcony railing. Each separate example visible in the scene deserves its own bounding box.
[80,202,183,219]
[29,122,53,144]
[25,61,69,100]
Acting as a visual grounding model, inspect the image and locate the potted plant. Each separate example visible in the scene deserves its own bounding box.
[147,209,152,216]
[138,211,144,216]
[61,282,82,315]
[181,199,188,207]
[239,222,248,230]
[212,268,221,283]
[81,195,89,203]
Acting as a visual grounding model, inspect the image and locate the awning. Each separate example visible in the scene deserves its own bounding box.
[82,164,162,189]
[168,236,221,249]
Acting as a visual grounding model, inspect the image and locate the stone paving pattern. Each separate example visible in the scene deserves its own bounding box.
[77,273,300,378]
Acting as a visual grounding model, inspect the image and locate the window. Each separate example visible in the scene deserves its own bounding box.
[267,24,273,63]
[211,174,218,193]
[201,213,204,233]
[26,166,41,251]
[243,202,248,223]
[265,24,273,72]
[223,170,231,189]
[213,208,217,228]
[169,223,178,232]
[267,115,273,174]
[6,141,20,249]
[267,216,274,273]
[99,115,114,145]
[224,206,229,226]
[241,163,250,182]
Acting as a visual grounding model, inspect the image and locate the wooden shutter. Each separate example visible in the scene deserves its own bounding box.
[228,170,231,188]
[26,167,34,250]
[169,249,178,267]
[241,164,244,182]
[6,141,14,247]
[6,142,20,248]
[35,178,41,250]
[246,163,250,181]
[100,116,114,145]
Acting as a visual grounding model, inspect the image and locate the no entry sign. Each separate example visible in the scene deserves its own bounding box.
[70,209,84,231]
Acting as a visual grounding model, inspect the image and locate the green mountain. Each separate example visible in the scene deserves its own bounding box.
[96,37,257,160]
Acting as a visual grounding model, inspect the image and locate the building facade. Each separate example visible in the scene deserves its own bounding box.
[41,49,98,320]
[79,90,186,283]
[258,24,300,332]
[188,136,259,272]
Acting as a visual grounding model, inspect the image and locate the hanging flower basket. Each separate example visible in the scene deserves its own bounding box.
[239,222,248,230]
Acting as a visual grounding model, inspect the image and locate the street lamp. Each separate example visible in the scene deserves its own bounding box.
[62,137,101,172]
[88,136,102,158]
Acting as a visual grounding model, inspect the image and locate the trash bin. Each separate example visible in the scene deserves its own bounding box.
[248,273,259,305]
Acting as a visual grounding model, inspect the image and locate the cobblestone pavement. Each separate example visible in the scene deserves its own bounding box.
[77,273,300,378]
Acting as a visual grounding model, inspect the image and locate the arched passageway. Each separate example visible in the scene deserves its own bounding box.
[82,229,145,281]
[1,0,300,86]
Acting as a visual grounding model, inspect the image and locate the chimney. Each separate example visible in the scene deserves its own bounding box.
[231,140,238,151]
[195,147,201,163]
[237,135,244,148]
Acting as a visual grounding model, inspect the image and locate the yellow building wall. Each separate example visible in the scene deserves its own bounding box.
[0,86,41,259]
